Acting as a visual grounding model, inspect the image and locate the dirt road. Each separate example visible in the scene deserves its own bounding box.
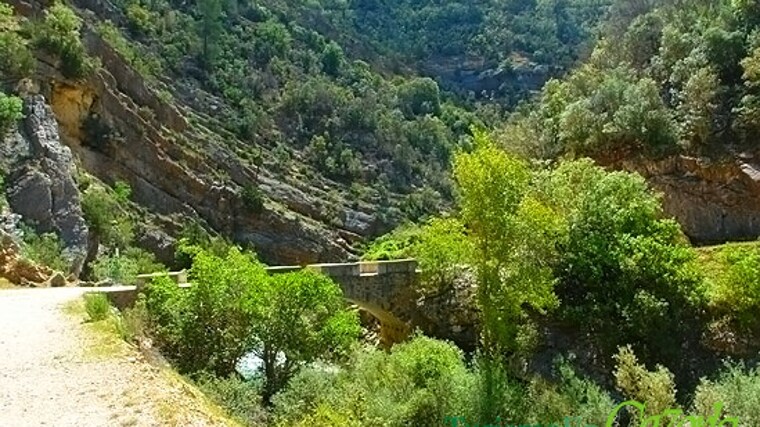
[0,287,236,427]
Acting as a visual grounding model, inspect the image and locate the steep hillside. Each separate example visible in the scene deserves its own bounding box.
[493,0,760,244]
[0,0,492,267]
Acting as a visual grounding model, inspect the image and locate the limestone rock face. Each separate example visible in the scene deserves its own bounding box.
[614,155,760,244]
[3,96,90,276]
[411,268,479,351]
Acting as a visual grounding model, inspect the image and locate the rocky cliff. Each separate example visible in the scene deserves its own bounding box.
[1,95,89,275]
[613,155,760,245]
[4,0,389,266]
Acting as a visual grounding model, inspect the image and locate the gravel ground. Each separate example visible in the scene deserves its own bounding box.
[0,287,236,427]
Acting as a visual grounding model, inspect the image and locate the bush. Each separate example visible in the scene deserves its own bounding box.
[613,345,678,418]
[693,363,760,423]
[144,248,268,377]
[81,184,135,249]
[273,336,474,426]
[709,245,760,330]
[91,252,139,284]
[0,92,23,136]
[196,375,267,426]
[84,292,111,322]
[361,223,422,261]
[114,294,149,343]
[33,2,97,79]
[21,230,68,272]
[541,159,704,368]
[241,184,265,213]
[252,270,361,399]
[0,4,34,78]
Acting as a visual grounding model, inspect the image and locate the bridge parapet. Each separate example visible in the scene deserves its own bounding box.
[265,259,418,278]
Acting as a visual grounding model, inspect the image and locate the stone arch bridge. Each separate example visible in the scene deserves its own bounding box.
[107,259,421,345]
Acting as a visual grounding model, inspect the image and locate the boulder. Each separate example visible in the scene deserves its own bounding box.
[45,272,67,288]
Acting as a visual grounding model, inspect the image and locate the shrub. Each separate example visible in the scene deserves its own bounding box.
[613,345,678,418]
[252,270,361,399]
[91,252,139,284]
[524,360,615,425]
[693,363,760,423]
[0,92,23,136]
[273,336,474,426]
[196,375,267,426]
[144,248,268,377]
[82,184,135,249]
[84,292,111,322]
[541,159,704,368]
[114,294,149,343]
[0,4,34,78]
[361,223,422,261]
[33,2,97,79]
[21,230,68,272]
[709,245,760,330]
[241,184,265,213]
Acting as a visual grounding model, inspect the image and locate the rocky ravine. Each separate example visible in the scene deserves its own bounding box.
[5,0,760,271]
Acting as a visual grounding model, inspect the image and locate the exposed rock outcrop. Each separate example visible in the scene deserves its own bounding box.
[3,0,390,266]
[2,96,90,276]
[614,155,760,244]
[0,230,56,286]
[411,268,479,351]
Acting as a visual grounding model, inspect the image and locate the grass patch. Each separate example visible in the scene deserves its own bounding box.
[84,292,111,321]
[62,296,129,360]
[157,370,248,426]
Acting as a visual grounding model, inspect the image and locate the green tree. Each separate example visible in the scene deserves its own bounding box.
[145,248,267,376]
[253,20,292,65]
[252,270,360,400]
[321,41,343,76]
[540,159,703,368]
[397,77,441,118]
[453,131,562,354]
[413,217,472,295]
[197,0,223,68]
[676,66,719,148]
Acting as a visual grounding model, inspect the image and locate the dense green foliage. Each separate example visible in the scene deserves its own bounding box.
[0,3,34,79]
[0,91,22,136]
[498,0,760,159]
[20,229,69,272]
[94,0,493,220]
[454,131,563,354]
[143,247,360,398]
[33,2,97,79]
[315,0,611,102]
[272,336,615,426]
[539,159,704,370]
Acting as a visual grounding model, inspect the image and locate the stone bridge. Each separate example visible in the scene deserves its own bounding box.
[107,259,422,345]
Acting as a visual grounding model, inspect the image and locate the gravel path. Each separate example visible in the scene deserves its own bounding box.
[0,287,234,427]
